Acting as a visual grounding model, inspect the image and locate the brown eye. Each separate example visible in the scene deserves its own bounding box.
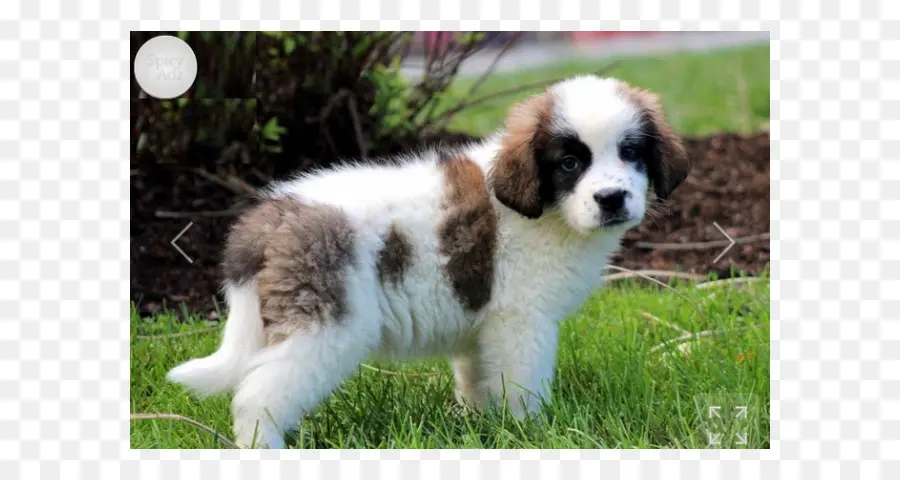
[560,155,580,172]
[619,145,638,161]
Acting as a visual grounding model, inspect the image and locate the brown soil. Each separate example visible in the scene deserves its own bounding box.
[614,131,770,276]
[130,131,769,316]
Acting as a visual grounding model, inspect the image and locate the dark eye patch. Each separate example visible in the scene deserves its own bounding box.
[534,133,593,203]
[618,130,651,169]
[544,135,592,168]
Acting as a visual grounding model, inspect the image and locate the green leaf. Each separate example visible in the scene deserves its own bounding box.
[284,37,297,55]
[261,117,287,142]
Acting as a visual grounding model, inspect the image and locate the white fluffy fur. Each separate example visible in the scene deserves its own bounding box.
[167,75,654,448]
[167,281,265,396]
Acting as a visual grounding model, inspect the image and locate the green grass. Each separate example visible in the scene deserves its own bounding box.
[131,276,769,449]
[131,44,770,449]
[446,44,769,137]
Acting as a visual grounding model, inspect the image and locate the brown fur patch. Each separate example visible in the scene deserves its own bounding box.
[438,153,498,311]
[222,199,287,285]
[236,199,356,343]
[489,91,556,218]
[617,83,691,199]
[376,224,413,287]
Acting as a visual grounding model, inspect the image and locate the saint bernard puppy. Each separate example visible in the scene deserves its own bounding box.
[167,75,691,448]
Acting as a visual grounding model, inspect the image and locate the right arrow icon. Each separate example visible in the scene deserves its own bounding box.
[712,222,735,264]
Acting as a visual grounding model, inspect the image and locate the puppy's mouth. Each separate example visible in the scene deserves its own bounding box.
[598,213,638,229]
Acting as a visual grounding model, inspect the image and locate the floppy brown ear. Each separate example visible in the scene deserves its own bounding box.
[489,92,554,218]
[651,105,690,200]
[620,86,691,200]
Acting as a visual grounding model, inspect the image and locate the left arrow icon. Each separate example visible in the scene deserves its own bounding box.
[171,222,194,264]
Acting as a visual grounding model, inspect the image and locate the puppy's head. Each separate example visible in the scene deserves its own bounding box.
[489,75,690,233]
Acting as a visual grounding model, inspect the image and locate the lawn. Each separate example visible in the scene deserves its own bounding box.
[130,43,771,449]
[446,43,769,137]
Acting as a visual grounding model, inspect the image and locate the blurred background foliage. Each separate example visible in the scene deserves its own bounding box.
[131,31,497,194]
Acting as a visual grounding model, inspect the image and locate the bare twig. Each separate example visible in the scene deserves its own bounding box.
[603,270,707,282]
[396,32,414,63]
[604,265,705,317]
[155,207,247,219]
[464,33,523,98]
[639,310,690,336]
[225,174,257,196]
[249,168,272,184]
[696,277,766,290]
[425,78,559,132]
[411,34,487,131]
[683,176,727,194]
[211,295,222,319]
[134,327,221,341]
[346,94,369,159]
[427,61,620,134]
[649,326,755,354]
[424,32,441,78]
[136,132,149,153]
[191,167,257,196]
[634,233,770,251]
[130,413,238,448]
[360,363,444,378]
[305,89,351,123]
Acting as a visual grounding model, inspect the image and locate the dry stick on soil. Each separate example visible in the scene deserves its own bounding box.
[639,310,690,336]
[130,413,238,448]
[155,207,248,219]
[634,233,770,251]
[649,325,755,354]
[359,363,444,378]
[603,270,707,282]
[604,265,706,318]
[134,327,221,341]
[695,277,766,290]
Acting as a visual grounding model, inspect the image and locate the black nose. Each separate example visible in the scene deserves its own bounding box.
[593,188,628,212]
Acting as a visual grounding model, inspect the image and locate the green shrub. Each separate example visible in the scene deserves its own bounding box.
[132,31,490,187]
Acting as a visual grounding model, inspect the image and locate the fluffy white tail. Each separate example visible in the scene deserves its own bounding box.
[167,280,265,396]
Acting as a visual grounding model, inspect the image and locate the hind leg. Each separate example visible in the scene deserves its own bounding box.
[231,322,376,448]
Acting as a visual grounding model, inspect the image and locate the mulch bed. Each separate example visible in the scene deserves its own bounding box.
[614,131,770,276]
[130,131,769,316]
